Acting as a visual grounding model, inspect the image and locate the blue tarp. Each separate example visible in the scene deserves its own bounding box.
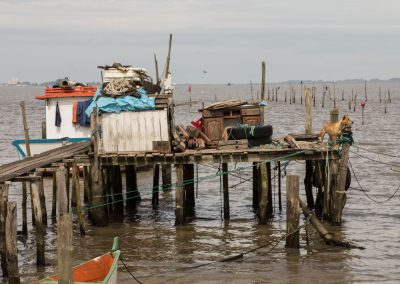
[85,87,155,117]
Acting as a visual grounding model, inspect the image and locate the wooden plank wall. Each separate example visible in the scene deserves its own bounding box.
[101,110,169,153]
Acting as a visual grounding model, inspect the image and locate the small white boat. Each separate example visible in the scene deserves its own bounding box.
[13,83,96,157]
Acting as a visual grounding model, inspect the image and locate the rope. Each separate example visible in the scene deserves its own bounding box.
[350,149,400,167]
[103,79,136,97]
[348,159,400,204]
[353,144,398,158]
[119,255,143,284]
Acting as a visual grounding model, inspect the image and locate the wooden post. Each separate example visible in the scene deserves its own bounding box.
[65,166,70,211]
[126,165,140,212]
[175,164,185,225]
[154,53,160,84]
[222,163,230,220]
[31,178,45,266]
[162,164,172,192]
[305,88,312,134]
[22,182,28,235]
[332,143,350,224]
[5,202,19,284]
[384,93,387,114]
[330,109,339,123]
[260,61,266,101]
[314,160,325,216]
[304,161,315,209]
[277,161,282,212]
[35,172,47,226]
[165,33,173,77]
[258,162,269,224]
[41,121,46,139]
[252,162,259,210]
[56,167,68,216]
[286,175,300,248]
[379,86,381,103]
[362,107,365,125]
[125,166,140,212]
[57,213,73,284]
[267,162,273,216]
[364,80,367,102]
[71,166,77,208]
[184,164,195,217]
[51,172,57,220]
[328,160,339,221]
[354,94,357,112]
[111,166,124,216]
[72,162,85,236]
[83,166,90,204]
[19,101,31,158]
[250,80,254,100]
[152,165,160,206]
[104,167,112,216]
[0,183,9,277]
[348,95,351,110]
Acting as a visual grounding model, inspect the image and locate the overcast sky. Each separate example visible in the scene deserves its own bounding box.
[1,0,399,83]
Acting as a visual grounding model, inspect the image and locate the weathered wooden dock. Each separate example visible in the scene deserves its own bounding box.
[0,85,353,282]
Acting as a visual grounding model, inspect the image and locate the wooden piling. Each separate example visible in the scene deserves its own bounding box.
[330,109,339,123]
[22,182,28,235]
[56,167,68,216]
[258,162,269,224]
[31,178,45,266]
[267,162,273,216]
[111,166,124,216]
[57,213,73,284]
[252,162,259,210]
[35,172,47,226]
[261,61,266,101]
[51,173,57,220]
[152,165,160,206]
[304,161,315,209]
[125,165,139,211]
[20,101,31,158]
[5,202,19,284]
[314,161,324,216]
[277,161,282,212]
[305,88,312,134]
[184,164,195,217]
[162,164,172,192]
[72,162,85,236]
[332,142,350,224]
[65,166,70,211]
[83,166,90,204]
[0,183,9,277]
[71,166,77,208]
[222,163,230,220]
[285,175,300,248]
[175,164,185,225]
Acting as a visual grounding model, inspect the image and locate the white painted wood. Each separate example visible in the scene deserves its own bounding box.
[100,110,169,153]
[46,97,92,139]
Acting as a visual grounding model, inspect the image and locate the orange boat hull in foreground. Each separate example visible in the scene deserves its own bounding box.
[35,237,120,284]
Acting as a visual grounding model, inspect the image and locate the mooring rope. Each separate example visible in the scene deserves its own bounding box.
[348,159,400,204]
[350,149,400,167]
[119,255,144,284]
[353,144,398,158]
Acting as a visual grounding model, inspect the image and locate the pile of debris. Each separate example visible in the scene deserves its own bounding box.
[172,124,211,152]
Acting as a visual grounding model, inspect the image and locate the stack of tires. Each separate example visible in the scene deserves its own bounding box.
[227,125,273,147]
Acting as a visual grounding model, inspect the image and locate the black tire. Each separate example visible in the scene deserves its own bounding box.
[228,125,273,140]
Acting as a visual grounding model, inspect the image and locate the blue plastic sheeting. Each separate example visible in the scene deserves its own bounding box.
[85,87,155,117]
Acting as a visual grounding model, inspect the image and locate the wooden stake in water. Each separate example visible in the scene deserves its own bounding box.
[286,175,300,248]
[5,202,19,284]
[250,80,254,100]
[20,101,31,158]
[364,80,367,102]
[379,86,381,103]
[353,94,357,112]
[305,88,312,134]
[261,61,266,101]
[57,213,73,284]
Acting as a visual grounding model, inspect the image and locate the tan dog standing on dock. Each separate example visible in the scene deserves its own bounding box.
[320,114,353,143]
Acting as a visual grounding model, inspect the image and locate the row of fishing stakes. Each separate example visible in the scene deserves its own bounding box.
[258,80,392,121]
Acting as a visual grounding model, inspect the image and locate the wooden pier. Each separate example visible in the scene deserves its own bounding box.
[0,88,354,282]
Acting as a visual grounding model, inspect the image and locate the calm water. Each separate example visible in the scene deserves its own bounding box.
[0,83,399,283]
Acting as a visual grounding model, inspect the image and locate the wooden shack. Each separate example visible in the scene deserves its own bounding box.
[97,95,173,154]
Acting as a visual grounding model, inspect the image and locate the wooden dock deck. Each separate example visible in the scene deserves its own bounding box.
[0,141,91,183]
[99,141,337,166]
